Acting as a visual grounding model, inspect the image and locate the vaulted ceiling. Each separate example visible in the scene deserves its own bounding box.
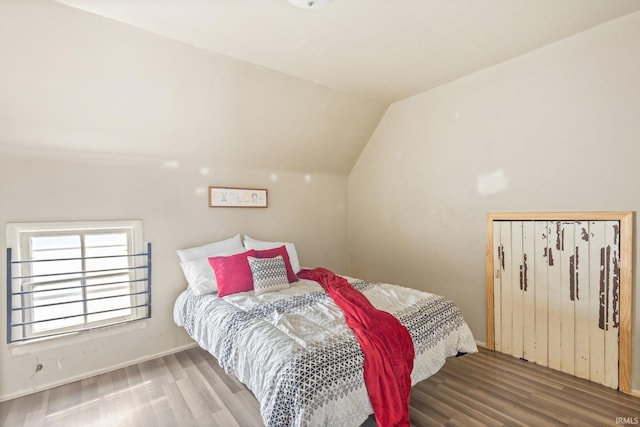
[55,0,640,103]
[2,1,639,175]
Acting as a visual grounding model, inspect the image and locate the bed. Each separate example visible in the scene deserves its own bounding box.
[173,273,477,426]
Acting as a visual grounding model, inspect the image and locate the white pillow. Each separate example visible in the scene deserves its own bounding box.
[179,248,245,295]
[177,234,245,295]
[244,235,300,273]
[176,233,243,262]
[248,256,290,296]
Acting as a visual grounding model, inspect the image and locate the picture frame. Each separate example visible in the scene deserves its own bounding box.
[208,186,268,208]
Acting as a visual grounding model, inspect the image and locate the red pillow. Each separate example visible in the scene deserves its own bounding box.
[208,249,256,297]
[254,245,297,283]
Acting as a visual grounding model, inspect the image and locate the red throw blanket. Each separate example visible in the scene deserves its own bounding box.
[298,268,414,427]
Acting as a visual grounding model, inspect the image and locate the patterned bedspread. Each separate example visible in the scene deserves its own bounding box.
[173,277,477,427]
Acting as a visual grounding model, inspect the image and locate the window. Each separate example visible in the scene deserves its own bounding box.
[6,221,151,343]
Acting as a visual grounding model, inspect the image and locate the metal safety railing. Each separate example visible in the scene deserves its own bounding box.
[6,242,152,343]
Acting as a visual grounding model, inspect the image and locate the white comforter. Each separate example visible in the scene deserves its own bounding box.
[174,276,477,427]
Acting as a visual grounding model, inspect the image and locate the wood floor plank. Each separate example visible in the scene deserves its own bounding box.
[162,353,189,381]
[3,388,47,427]
[79,376,98,406]
[202,352,245,393]
[138,356,173,387]
[210,408,243,427]
[22,408,45,427]
[2,346,639,426]
[431,383,508,427]
[173,349,195,370]
[204,377,264,426]
[44,381,82,427]
[409,403,450,426]
[125,363,162,426]
[147,391,179,427]
[429,376,533,427]
[186,364,224,411]
[174,373,213,419]
[161,381,197,427]
[410,387,488,427]
[0,400,16,427]
[234,389,265,424]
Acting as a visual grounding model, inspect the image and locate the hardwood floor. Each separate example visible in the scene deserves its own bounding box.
[1,346,638,426]
[411,348,638,427]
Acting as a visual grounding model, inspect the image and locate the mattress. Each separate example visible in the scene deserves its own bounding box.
[174,276,477,427]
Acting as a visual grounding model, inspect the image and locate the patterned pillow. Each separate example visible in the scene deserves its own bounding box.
[254,245,298,283]
[248,255,290,296]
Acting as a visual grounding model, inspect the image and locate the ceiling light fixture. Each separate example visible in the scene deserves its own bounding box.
[288,0,333,9]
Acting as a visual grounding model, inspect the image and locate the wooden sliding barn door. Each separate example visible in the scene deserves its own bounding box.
[486,212,633,394]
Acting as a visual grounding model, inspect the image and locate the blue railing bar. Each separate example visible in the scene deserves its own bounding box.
[12,290,150,312]
[10,303,151,328]
[7,243,152,344]
[8,316,151,344]
[10,252,151,265]
[12,278,147,296]
[19,274,145,288]
[7,248,12,344]
[147,242,152,319]
[13,265,148,280]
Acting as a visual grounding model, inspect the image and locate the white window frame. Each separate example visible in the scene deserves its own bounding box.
[6,220,149,343]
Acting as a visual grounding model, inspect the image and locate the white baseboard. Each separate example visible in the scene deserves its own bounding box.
[0,342,199,402]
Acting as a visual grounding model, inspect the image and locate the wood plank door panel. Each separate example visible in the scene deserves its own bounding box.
[604,220,620,389]
[486,212,633,394]
[574,221,591,381]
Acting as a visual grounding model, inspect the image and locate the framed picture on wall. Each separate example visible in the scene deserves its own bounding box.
[208,187,268,208]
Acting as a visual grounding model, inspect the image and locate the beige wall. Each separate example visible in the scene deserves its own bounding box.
[0,0,367,400]
[0,152,350,400]
[0,0,386,176]
[349,12,640,391]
